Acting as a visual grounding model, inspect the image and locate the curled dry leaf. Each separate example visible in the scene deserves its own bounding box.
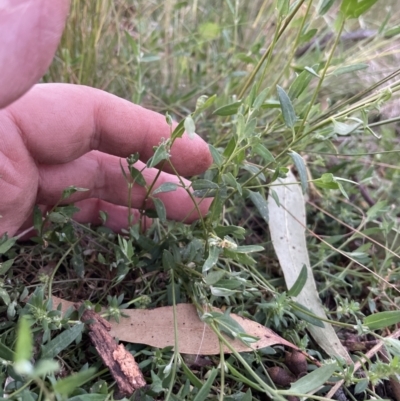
[52,297,298,355]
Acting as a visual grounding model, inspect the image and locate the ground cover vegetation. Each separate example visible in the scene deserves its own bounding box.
[1,0,400,400]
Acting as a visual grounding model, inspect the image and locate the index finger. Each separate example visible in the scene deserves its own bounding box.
[5,84,212,176]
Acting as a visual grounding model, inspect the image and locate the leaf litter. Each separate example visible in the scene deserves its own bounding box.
[267,169,351,363]
[51,296,298,354]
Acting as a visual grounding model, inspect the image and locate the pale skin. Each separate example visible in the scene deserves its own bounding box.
[0,0,213,237]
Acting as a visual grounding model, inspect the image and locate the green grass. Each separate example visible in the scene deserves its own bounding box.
[2,0,400,400]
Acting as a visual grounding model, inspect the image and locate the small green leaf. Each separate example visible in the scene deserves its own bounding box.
[248,191,269,223]
[0,237,16,255]
[366,200,388,221]
[247,83,258,108]
[141,55,161,63]
[199,22,221,41]
[0,340,15,361]
[252,143,275,163]
[242,164,265,182]
[213,101,242,116]
[236,53,255,64]
[204,270,226,285]
[289,363,337,393]
[193,368,218,401]
[203,245,220,273]
[288,151,308,193]
[354,378,369,394]
[164,113,172,125]
[150,370,164,393]
[48,212,69,224]
[214,278,243,290]
[209,144,223,166]
[331,63,369,76]
[269,188,280,207]
[314,173,338,189]
[210,286,237,297]
[15,316,32,363]
[243,389,253,401]
[125,30,139,57]
[288,69,315,99]
[57,205,79,218]
[65,394,107,401]
[171,119,185,140]
[214,225,246,239]
[53,368,97,396]
[244,118,257,138]
[162,250,176,271]
[184,115,196,138]
[147,143,170,168]
[41,324,84,359]
[127,152,140,165]
[318,0,336,15]
[384,25,400,38]
[364,311,400,330]
[304,66,320,78]
[385,338,400,354]
[192,179,219,190]
[153,198,166,223]
[61,186,89,200]
[192,188,218,198]
[194,94,217,116]
[299,29,318,44]
[340,0,379,19]
[277,0,289,16]
[128,165,147,186]
[223,136,237,158]
[252,87,270,109]
[234,245,264,253]
[203,311,245,339]
[336,180,349,200]
[152,182,178,195]
[33,205,43,233]
[287,265,308,297]
[332,119,361,136]
[262,99,281,108]
[0,258,14,275]
[277,85,297,128]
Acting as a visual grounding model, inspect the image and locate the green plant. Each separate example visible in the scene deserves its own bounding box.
[2,0,400,400]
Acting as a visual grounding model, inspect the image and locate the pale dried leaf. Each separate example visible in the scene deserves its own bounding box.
[267,170,351,362]
[52,297,297,354]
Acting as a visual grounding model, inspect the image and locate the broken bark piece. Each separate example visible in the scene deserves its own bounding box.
[80,308,146,397]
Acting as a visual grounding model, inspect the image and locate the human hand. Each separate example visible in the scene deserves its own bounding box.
[0,84,213,237]
[0,0,70,109]
[0,1,213,237]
